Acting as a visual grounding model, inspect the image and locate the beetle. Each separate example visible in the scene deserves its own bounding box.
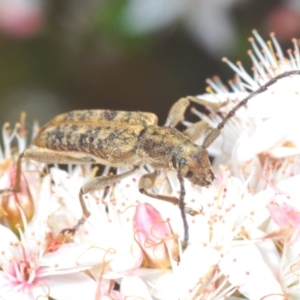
[7,70,300,249]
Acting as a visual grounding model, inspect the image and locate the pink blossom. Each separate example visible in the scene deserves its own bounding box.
[264,5,300,42]
[0,0,44,37]
[267,200,300,243]
[268,201,300,228]
[134,203,179,269]
[2,164,35,231]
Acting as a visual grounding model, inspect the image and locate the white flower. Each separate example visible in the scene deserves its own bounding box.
[0,179,101,300]
[190,31,300,157]
[148,166,282,299]
[186,30,300,191]
[0,118,106,299]
[49,165,178,265]
[0,115,41,229]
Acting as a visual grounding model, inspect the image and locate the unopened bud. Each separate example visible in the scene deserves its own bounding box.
[134,203,178,268]
[2,165,35,232]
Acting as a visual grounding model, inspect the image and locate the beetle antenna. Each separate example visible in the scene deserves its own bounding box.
[177,169,188,250]
[217,70,300,130]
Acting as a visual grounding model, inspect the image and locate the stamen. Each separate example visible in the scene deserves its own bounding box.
[16,128,26,155]
[189,108,215,127]
[31,121,39,141]
[205,85,215,95]
[181,120,192,127]
[232,75,246,92]
[252,29,276,67]
[247,50,268,81]
[206,78,225,94]
[213,274,236,298]
[15,205,29,236]
[212,75,228,93]
[287,49,297,70]
[205,86,227,105]
[270,32,284,65]
[228,79,240,93]
[292,38,300,69]
[248,36,271,71]
[2,123,17,158]
[266,40,278,70]
[15,112,28,154]
[222,57,258,89]
[190,107,202,119]
[236,61,258,89]
[27,261,37,284]
[14,259,24,283]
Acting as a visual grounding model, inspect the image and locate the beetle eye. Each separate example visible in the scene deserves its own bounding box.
[185,171,193,178]
[179,158,187,166]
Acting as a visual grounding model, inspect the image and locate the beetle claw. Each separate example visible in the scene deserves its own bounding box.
[60,217,86,236]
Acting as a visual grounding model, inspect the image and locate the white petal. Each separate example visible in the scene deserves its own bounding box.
[246,188,274,226]
[165,244,219,298]
[50,168,82,216]
[219,244,283,299]
[31,174,52,224]
[0,224,18,244]
[276,174,300,199]
[123,0,184,34]
[109,246,143,273]
[47,272,97,300]
[120,275,152,300]
[39,243,105,275]
[247,228,281,276]
[269,147,300,158]
[234,117,288,162]
[0,272,49,300]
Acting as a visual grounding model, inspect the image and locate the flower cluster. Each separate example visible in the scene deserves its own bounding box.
[1,31,300,299]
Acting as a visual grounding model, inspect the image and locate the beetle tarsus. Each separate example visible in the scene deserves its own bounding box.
[60,217,86,236]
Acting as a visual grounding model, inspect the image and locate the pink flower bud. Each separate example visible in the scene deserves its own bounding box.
[2,165,35,231]
[134,203,178,268]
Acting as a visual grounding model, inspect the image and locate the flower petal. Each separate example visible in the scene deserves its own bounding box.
[120,275,152,300]
[164,243,220,298]
[47,272,97,300]
[219,244,283,299]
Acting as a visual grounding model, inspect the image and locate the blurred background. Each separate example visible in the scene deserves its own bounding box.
[0,0,300,126]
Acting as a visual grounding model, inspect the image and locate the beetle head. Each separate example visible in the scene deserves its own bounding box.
[175,145,214,187]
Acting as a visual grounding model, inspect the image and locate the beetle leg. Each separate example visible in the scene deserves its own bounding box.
[1,147,97,195]
[202,128,221,148]
[165,98,189,127]
[186,95,228,111]
[183,120,211,141]
[80,166,139,216]
[139,169,189,249]
[139,171,180,205]
[165,95,226,130]
[61,166,139,235]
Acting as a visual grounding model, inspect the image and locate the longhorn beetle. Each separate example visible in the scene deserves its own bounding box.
[4,70,300,249]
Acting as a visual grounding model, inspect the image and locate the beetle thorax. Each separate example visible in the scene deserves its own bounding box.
[136,126,190,169]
